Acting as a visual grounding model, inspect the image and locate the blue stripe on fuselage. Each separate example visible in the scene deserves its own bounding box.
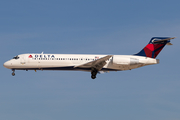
[12,66,119,72]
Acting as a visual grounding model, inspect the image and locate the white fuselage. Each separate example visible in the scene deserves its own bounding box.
[3,53,159,72]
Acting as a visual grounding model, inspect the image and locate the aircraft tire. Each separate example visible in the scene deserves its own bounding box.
[12,72,15,76]
[91,75,96,79]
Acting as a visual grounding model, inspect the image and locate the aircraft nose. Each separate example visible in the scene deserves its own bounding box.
[3,61,12,69]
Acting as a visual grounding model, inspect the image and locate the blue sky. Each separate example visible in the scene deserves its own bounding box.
[1,0,180,120]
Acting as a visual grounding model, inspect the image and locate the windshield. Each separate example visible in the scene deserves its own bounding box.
[13,56,19,59]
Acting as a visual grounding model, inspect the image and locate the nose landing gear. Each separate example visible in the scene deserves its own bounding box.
[12,69,15,76]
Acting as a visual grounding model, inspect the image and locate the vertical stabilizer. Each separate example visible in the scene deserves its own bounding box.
[135,37,175,58]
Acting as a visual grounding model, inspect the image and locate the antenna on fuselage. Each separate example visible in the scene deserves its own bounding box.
[41,52,44,54]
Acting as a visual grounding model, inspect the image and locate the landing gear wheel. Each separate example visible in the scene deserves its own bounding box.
[12,69,15,76]
[91,68,98,79]
[91,75,96,79]
[12,72,15,76]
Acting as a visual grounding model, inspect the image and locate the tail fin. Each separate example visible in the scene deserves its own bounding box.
[135,37,175,58]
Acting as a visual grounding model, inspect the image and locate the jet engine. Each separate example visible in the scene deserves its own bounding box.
[112,56,139,65]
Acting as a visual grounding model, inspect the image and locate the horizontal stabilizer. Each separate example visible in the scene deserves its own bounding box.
[152,37,175,43]
[167,42,173,45]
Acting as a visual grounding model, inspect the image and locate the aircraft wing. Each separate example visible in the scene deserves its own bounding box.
[74,55,113,71]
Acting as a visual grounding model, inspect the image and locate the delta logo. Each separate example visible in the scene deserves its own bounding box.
[28,54,56,58]
[28,55,33,58]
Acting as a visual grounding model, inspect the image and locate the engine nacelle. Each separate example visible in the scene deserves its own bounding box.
[112,56,139,65]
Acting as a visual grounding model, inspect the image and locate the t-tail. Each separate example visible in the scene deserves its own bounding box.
[135,37,175,58]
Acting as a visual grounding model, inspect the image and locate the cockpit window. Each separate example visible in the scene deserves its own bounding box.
[13,56,19,59]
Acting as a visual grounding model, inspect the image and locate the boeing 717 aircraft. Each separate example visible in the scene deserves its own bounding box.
[3,37,175,79]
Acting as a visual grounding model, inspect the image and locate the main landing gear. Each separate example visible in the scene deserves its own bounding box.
[12,69,15,76]
[91,68,98,79]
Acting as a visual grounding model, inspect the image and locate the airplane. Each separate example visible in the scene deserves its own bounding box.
[3,37,175,79]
